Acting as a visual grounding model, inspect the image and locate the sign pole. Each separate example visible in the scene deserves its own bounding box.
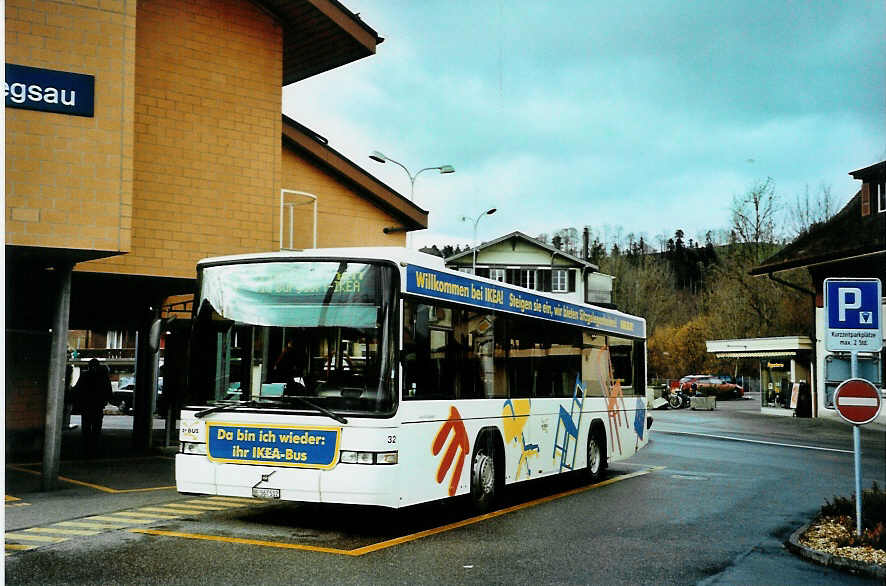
[852,423,862,536]
[851,347,861,537]
[826,278,883,537]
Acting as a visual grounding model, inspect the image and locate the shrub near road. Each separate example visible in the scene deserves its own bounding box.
[800,483,886,566]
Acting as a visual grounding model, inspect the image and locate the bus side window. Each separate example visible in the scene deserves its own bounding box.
[581,333,609,398]
[610,335,639,395]
[460,310,502,399]
[403,301,457,401]
[548,322,581,398]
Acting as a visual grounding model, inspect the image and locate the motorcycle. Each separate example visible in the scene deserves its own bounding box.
[665,387,690,409]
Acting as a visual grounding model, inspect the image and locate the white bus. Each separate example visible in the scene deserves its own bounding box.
[176,248,651,510]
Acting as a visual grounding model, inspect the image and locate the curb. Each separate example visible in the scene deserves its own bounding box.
[786,522,886,579]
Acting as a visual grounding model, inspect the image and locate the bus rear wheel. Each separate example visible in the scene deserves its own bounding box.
[586,427,605,483]
[470,437,498,512]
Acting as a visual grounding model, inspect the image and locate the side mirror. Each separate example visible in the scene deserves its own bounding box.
[148,318,164,354]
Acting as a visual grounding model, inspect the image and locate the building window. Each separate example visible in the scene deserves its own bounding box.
[520,269,537,290]
[459,267,475,275]
[552,269,568,293]
[877,181,886,213]
[490,268,505,282]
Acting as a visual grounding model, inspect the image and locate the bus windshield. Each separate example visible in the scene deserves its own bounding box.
[189,260,398,417]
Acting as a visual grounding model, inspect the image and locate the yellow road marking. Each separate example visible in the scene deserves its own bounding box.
[114,511,181,520]
[139,505,206,515]
[136,507,185,516]
[25,527,101,536]
[55,520,130,530]
[205,496,257,504]
[131,529,353,555]
[6,495,21,502]
[5,463,174,494]
[186,499,243,508]
[158,504,223,512]
[85,515,144,525]
[164,502,228,510]
[131,467,662,556]
[5,532,68,543]
[5,543,36,551]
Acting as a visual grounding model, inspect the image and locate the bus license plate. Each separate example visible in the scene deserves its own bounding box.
[252,487,280,499]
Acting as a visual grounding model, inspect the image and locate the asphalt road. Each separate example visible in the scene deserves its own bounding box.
[6,401,885,585]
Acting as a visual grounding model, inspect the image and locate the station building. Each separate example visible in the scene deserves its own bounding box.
[5,0,425,479]
[709,161,885,423]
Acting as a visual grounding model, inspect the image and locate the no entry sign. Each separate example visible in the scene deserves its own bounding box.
[834,378,882,425]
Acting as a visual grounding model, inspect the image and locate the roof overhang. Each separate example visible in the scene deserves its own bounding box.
[445,231,599,271]
[256,0,383,85]
[282,116,427,230]
[706,336,814,358]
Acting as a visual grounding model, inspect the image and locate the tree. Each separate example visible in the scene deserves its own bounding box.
[787,182,836,237]
[730,177,781,264]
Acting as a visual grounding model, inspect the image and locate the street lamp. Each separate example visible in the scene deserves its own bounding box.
[461,207,497,272]
[369,150,455,202]
[369,151,455,249]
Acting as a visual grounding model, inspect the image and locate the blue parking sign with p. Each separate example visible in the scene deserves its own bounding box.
[825,278,882,352]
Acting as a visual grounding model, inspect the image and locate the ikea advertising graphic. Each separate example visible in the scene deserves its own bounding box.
[207,423,340,468]
[824,278,883,352]
[406,265,645,338]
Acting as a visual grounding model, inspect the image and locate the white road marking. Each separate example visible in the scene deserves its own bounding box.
[655,430,853,453]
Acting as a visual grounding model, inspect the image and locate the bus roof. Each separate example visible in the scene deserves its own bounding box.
[197,247,646,339]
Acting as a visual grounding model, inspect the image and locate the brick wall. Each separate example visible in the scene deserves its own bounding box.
[82,0,283,278]
[5,0,136,253]
[281,148,407,249]
[5,331,51,453]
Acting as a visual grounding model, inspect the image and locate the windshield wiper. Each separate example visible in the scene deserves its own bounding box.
[194,400,260,418]
[278,395,348,424]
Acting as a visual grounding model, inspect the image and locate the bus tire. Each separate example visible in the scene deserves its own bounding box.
[470,431,501,512]
[586,424,606,484]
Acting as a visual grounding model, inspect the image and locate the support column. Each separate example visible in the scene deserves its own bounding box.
[42,263,73,491]
[132,306,160,450]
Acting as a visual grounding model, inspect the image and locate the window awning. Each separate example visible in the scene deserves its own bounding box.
[714,351,798,359]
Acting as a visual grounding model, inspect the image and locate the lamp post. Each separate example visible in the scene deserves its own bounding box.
[369,151,454,249]
[369,151,454,202]
[461,207,497,273]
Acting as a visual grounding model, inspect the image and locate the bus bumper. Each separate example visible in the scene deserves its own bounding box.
[176,454,400,508]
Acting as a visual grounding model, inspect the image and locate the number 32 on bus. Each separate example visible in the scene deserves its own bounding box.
[176,247,652,510]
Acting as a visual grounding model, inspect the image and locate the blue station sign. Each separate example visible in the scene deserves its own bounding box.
[405,265,646,338]
[206,423,341,469]
[5,63,94,117]
[825,278,883,352]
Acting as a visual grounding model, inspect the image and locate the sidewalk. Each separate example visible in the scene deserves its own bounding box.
[5,417,181,533]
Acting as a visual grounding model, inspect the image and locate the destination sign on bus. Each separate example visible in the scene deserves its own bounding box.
[206,423,340,468]
[406,265,645,338]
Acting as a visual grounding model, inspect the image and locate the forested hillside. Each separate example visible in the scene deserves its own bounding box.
[430,179,839,380]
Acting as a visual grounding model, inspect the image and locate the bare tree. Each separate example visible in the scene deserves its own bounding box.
[787,182,836,237]
[731,177,781,264]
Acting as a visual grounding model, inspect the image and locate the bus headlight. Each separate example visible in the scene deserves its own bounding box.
[340,450,398,465]
[181,442,207,455]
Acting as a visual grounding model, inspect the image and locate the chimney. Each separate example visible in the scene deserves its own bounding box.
[861,183,871,216]
[582,227,589,260]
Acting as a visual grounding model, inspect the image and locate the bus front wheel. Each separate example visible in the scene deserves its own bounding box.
[470,435,498,512]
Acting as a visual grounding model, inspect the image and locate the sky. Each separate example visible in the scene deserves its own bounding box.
[283,1,886,251]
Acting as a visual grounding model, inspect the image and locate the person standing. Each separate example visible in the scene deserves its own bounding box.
[74,358,112,456]
[63,364,77,430]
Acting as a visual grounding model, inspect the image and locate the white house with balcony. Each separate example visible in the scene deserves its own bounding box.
[443,231,614,307]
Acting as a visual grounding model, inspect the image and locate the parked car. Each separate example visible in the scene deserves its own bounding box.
[669,374,706,391]
[113,376,135,414]
[681,375,744,399]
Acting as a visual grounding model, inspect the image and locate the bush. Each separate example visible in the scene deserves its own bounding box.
[819,483,886,550]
